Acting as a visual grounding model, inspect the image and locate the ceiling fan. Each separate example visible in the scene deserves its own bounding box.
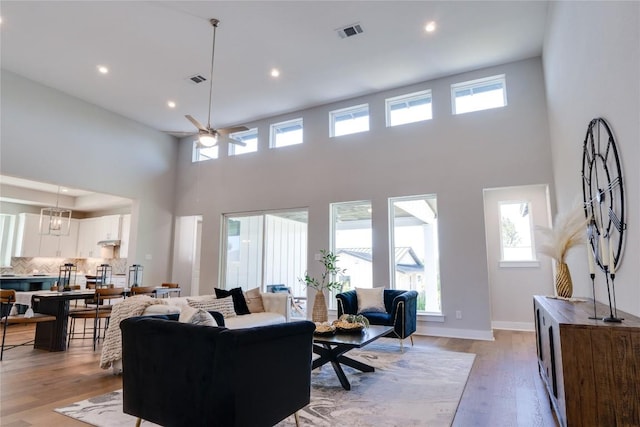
[187,18,248,148]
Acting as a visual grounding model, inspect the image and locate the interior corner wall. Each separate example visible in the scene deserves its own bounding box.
[543,1,640,316]
[174,57,554,338]
[0,70,178,286]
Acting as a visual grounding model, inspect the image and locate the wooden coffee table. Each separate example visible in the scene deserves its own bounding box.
[312,324,394,390]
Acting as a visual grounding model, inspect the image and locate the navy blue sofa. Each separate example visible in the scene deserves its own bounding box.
[336,289,418,345]
[120,315,315,427]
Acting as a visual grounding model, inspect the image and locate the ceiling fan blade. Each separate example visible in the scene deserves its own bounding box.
[228,139,247,147]
[217,126,249,136]
[185,115,208,132]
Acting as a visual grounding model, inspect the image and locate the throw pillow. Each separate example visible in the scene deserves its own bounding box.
[188,295,237,318]
[244,287,265,313]
[356,287,386,314]
[214,287,251,315]
[178,306,217,326]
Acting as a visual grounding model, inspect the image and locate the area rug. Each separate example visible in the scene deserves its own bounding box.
[55,342,475,426]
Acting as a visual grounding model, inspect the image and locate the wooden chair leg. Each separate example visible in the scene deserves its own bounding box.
[1,318,8,361]
[135,417,142,427]
[294,411,301,427]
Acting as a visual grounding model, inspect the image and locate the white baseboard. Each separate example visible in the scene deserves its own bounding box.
[491,321,534,331]
[415,325,495,341]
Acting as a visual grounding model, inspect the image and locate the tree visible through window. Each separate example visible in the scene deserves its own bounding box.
[499,201,535,261]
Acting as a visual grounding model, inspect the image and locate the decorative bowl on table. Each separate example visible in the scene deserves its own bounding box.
[333,314,370,333]
[333,320,365,333]
[313,322,336,336]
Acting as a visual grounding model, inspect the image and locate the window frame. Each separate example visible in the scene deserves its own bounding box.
[385,89,433,127]
[329,104,370,137]
[498,199,538,267]
[451,74,507,115]
[228,128,258,156]
[192,141,219,162]
[388,194,442,315]
[270,118,304,148]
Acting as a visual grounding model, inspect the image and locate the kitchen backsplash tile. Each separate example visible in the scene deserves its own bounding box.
[2,257,128,275]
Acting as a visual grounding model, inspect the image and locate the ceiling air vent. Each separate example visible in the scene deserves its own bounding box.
[187,74,207,84]
[336,23,363,39]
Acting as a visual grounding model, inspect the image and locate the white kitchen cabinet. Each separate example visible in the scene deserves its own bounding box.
[119,214,131,258]
[98,215,121,241]
[14,213,79,258]
[77,217,100,258]
[40,219,79,257]
[77,215,126,258]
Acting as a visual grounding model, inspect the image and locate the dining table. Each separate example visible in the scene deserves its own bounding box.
[27,290,97,351]
[14,287,181,351]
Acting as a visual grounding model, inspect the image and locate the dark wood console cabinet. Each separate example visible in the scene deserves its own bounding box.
[533,295,640,427]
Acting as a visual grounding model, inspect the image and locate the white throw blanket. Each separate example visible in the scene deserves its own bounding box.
[99,295,166,370]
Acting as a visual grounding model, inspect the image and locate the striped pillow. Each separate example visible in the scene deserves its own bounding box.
[188,295,237,318]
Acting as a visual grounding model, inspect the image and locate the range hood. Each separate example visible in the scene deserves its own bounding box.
[97,239,121,247]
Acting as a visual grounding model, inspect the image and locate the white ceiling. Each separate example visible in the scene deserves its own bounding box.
[0,175,132,211]
[0,1,549,137]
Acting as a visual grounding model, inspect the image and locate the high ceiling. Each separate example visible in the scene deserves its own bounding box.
[0,1,549,138]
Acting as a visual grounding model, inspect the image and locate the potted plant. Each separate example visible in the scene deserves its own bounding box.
[300,249,346,323]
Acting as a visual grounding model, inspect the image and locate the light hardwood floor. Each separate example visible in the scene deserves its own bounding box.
[0,324,559,426]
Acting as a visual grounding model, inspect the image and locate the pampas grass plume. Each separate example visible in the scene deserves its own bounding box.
[536,205,590,263]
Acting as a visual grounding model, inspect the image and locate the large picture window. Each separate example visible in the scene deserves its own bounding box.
[330,201,373,304]
[223,209,308,299]
[389,195,441,314]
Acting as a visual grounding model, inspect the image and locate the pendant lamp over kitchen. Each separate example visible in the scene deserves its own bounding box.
[39,186,72,236]
[184,18,248,148]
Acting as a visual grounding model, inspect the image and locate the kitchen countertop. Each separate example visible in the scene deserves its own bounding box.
[0,274,59,280]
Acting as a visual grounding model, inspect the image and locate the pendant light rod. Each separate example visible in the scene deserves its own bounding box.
[207,18,220,130]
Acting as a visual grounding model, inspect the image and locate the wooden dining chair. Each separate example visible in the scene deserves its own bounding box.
[67,287,125,350]
[1,290,56,361]
[130,286,156,297]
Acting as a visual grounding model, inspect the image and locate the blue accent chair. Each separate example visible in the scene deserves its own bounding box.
[336,289,419,347]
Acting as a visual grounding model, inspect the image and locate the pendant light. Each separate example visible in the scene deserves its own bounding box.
[39,186,72,236]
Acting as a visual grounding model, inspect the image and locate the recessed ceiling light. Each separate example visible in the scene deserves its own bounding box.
[167,101,176,108]
[97,65,109,74]
[270,68,280,78]
[425,21,437,33]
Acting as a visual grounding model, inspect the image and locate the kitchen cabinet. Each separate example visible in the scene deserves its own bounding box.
[14,213,78,258]
[76,215,125,258]
[119,214,131,258]
[98,214,121,241]
[77,217,100,258]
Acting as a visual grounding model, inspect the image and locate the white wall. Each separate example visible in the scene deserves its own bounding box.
[1,70,178,286]
[175,57,554,338]
[543,1,640,316]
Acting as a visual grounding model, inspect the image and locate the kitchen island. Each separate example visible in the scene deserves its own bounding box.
[0,275,58,291]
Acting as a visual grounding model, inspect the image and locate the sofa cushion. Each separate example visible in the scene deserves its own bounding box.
[223,312,286,329]
[244,287,265,313]
[143,304,181,315]
[215,287,251,315]
[360,311,393,326]
[188,295,237,318]
[356,287,386,314]
[178,306,217,326]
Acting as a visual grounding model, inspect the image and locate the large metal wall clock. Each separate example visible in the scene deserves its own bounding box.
[582,117,626,271]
